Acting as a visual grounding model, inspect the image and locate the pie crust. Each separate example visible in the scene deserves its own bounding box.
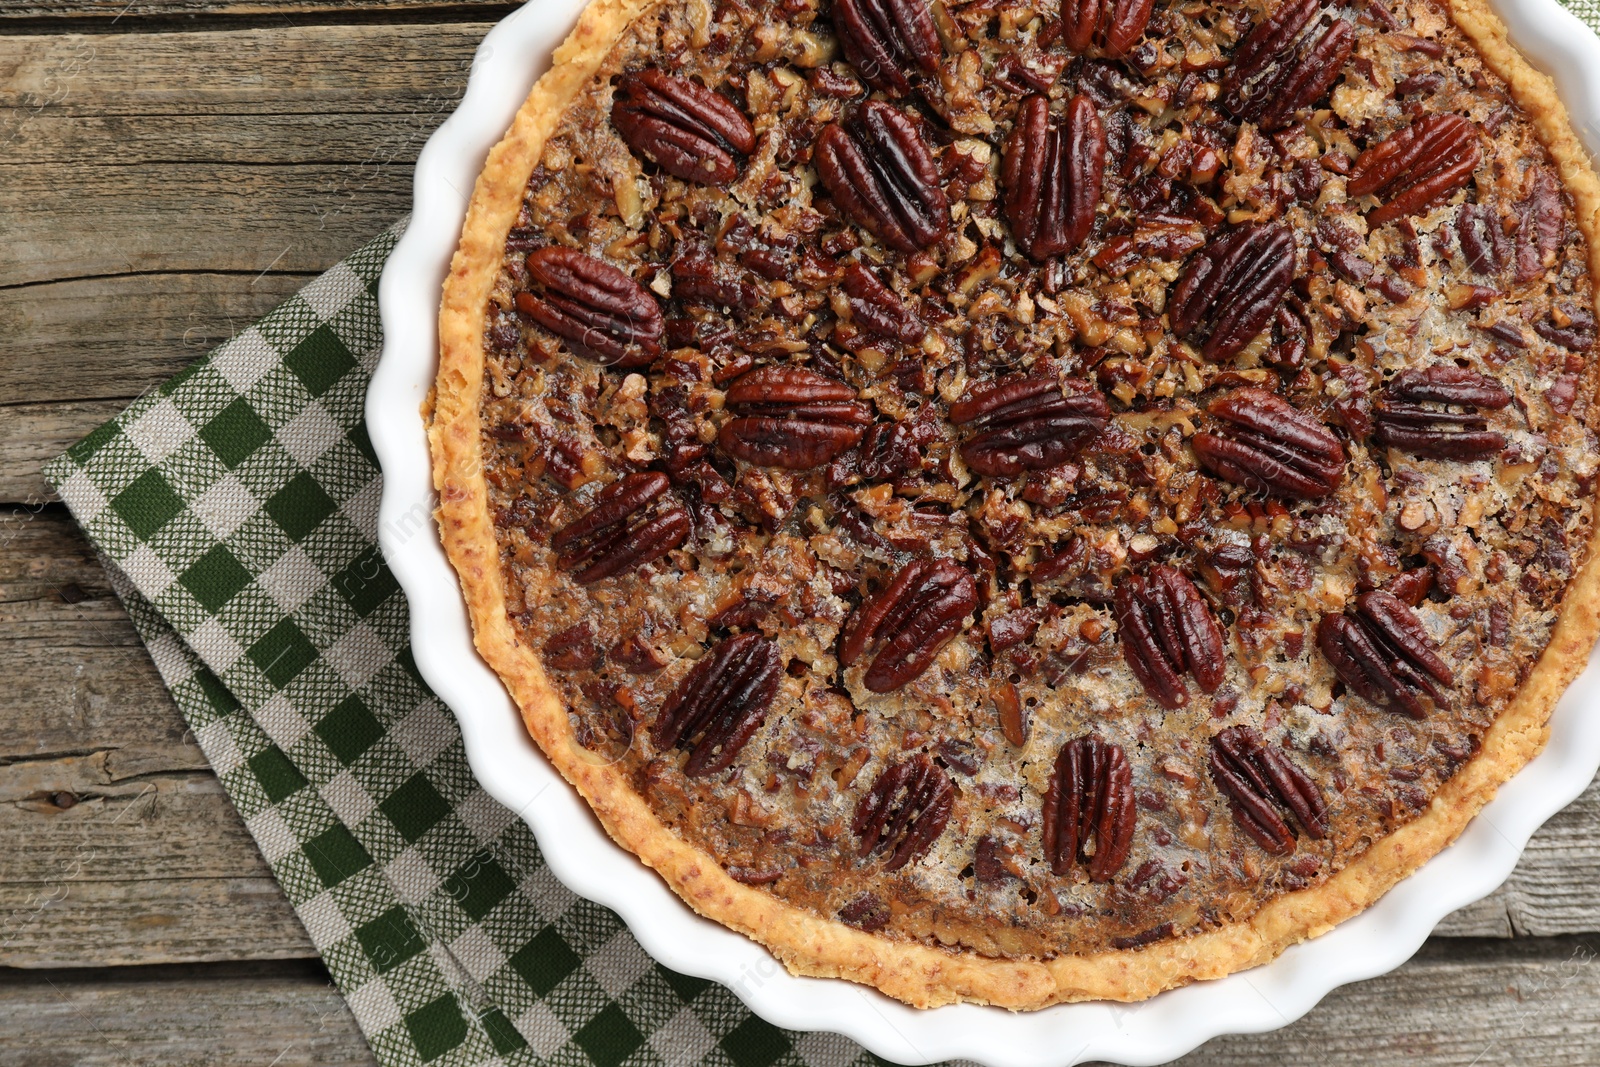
[432,0,1600,1007]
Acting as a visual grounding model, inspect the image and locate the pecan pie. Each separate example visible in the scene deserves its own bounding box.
[432,0,1600,1007]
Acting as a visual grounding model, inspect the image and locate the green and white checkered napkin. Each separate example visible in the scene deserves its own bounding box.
[42,224,884,1067]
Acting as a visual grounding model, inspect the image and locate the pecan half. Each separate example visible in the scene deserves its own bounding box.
[551,471,691,584]
[611,69,756,187]
[839,558,979,692]
[832,0,942,96]
[816,101,950,253]
[853,754,955,870]
[1210,726,1328,855]
[1222,0,1353,131]
[1192,387,1345,499]
[1348,114,1481,227]
[1002,94,1106,261]
[949,375,1110,477]
[1041,735,1135,881]
[719,365,872,469]
[1114,565,1226,709]
[650,632,783,777]
[1169,222,1297,361]
[517,247,664,368]
[1317,590,1453,718]
[1373,364,1511,461]
[842,262,925,344]
[1062,0,1155,58]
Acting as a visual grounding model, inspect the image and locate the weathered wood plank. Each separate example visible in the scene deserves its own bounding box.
[1,25,487,417]
[1166,936,1600,1066]
[0,401,126,504]
[0,24,484,117]
[2,753,266,885]
[2,940,1600,1067]
[0,272,309,407]
[0,962,371,1067]
[1,507,314,966]
[0,879,315,968]
[4,163,408,291]
[0,0,511,19]
[0,26,487,289]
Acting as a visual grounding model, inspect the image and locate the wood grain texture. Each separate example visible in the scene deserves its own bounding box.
[0,880,315,968]
[3,940,1600,1067]
[0,26,483,286]
[0,402,127,504]
[0,962,372,1067]
[0,272,311,407]
[0,24,483,420]
[0,0,512,20]
[1,507,315,966]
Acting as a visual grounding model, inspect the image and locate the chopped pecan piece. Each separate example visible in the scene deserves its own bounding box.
[1093,213,1206,275]
[1458,202,1509,277]
[610,69,756,187]
[1373,364,1511,460]
[1318,591,1454,718]
[838,892,891,930]
[1192,387,1345,499]
[1222,0,1353,131]
[727,865,785,885]
[1223,0,1318,102]
[517,247,664,368]
[1062,0,1155,58]
[949,375,1110,478]
[1114,565,1226,709]
[551,472,690,584]
[853,754,955,870]
[993,680,1028,746]
[1348,115,1481,227]
[832,0,941,96]
[842,263,925,344]
[543,622,601,671]
[1002,94,1106,261]
[815,101,950,253]
[1515,167,1564,283]
[1210,726,1328,855]
[839,558,979,692]
[854,420,923,482]
[1041,735,1135,881]
[718,365,872,469]
[1170,222,1297,362]
[650,632,783,777]
[1534,303,1596,351]
[672,242,760,310]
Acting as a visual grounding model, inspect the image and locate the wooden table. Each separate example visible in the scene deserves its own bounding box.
[2,2,1600,1063]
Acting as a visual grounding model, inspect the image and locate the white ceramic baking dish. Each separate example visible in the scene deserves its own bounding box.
[368,2,1600,1062]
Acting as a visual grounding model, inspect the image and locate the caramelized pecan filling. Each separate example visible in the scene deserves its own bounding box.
[479,0,1599,956]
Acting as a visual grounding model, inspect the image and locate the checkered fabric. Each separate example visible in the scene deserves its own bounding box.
[42,225,887,1067]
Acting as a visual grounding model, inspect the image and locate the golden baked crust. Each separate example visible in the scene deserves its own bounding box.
[433,0,1600,1007]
